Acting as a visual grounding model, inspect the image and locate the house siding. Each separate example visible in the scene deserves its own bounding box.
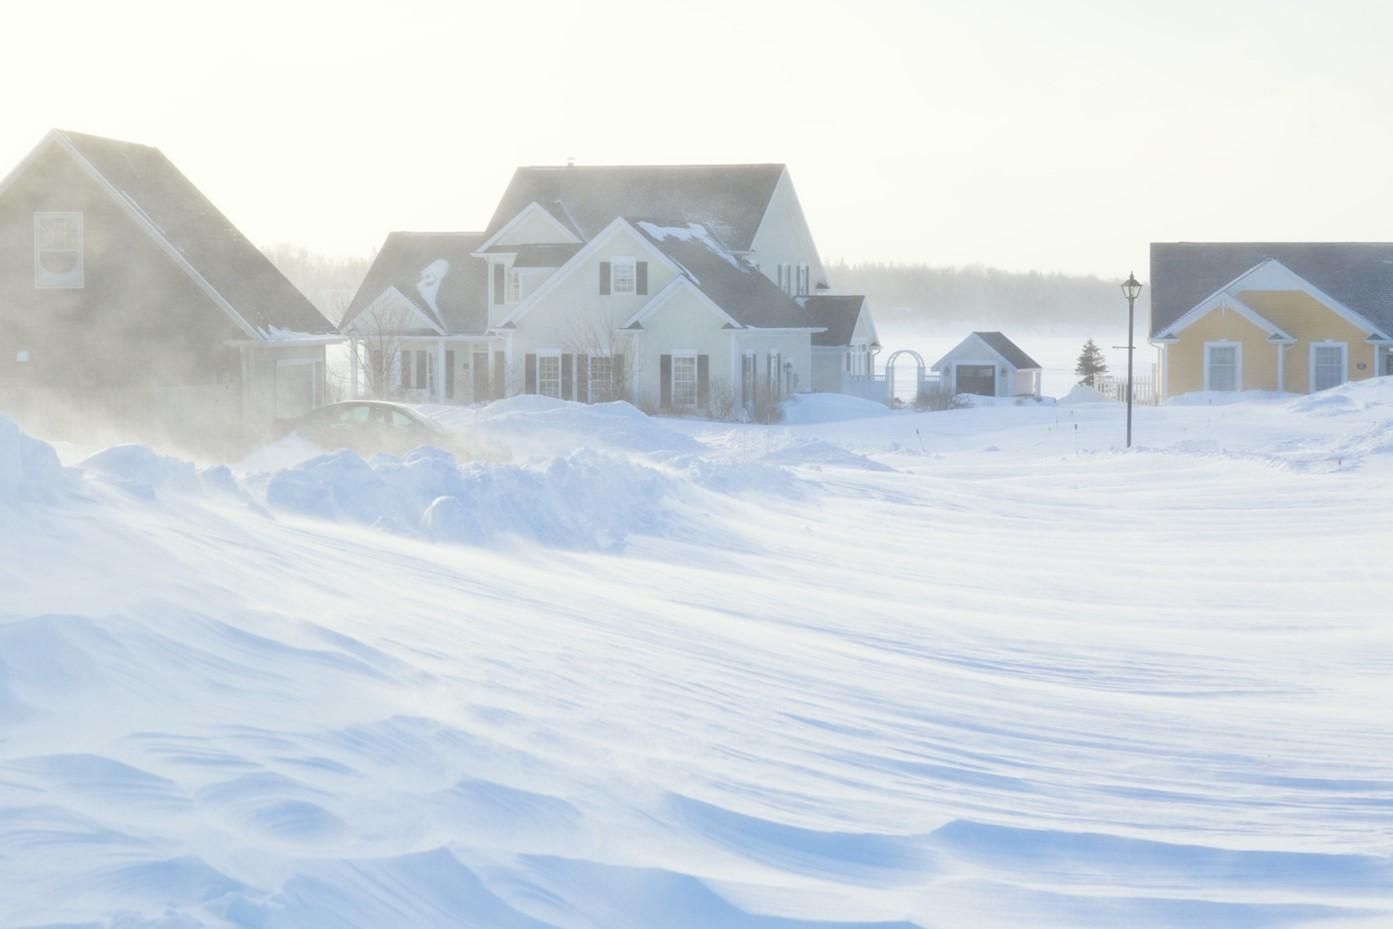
[749,169,827,293]
[1235,290,1376,393]
[1165,308,1278,395]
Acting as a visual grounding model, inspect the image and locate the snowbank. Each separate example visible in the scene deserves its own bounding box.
[425,396,702,458]
[264,444,672,550]
[781,393,895,425]
[1287,375,1393,416]
[0,415,70,504]
[1058,383,1113,404]
[1166,389,1290,406]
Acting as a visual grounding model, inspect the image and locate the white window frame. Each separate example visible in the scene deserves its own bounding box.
[797,261,810,296]
[1204,341,1242,392]
[610,257,637,295]
[536,350,562,399]
[671,351,698,408]
[508,268,522,303]
[34,211,84,289]
[588,353,614,402]
[1308,341,1348,393]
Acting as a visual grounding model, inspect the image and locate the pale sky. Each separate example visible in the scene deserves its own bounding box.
[6,0,1391,277]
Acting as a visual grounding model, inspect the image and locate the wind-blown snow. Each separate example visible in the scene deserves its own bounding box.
[3,387,1393,928]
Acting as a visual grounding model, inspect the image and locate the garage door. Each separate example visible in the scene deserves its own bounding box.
[955,364,996,396]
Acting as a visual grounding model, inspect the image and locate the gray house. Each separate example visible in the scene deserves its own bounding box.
[0,129,336,451]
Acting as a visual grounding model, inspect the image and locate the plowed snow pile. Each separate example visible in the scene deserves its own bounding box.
[2,389,1392,929]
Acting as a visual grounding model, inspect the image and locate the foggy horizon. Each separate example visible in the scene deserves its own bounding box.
[9,0,1393,278]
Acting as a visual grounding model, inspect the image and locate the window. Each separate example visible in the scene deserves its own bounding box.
[672,354,697,407]
[776,263,790,294]
[1311,343,1347,392]
[589,354,614,401]
[611,258,636,294]
[1205,342,1240,392]
[797,262,810,296]
[509,269,521,303]
[537,353,562,398]
[34,211,84,288]
[767,351,782,398]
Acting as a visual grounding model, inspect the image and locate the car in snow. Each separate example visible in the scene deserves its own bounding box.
[276,401,444,456]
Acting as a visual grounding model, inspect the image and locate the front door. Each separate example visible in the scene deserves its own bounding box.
[955,364,996,396]
[473,352,489,401]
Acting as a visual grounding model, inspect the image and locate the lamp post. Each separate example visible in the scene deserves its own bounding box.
[1121,272,1143,448]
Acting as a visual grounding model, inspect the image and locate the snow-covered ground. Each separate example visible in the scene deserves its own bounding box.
[3,383,1392,928]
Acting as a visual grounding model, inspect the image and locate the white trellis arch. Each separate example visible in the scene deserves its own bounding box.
[881,349,929,404]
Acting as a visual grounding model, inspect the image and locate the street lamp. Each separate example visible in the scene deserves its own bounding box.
[1121,272,1144,448]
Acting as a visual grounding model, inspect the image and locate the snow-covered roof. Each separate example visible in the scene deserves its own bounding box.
[48,130,335,338]
[341,232,490,335]
[480,164,786,252]
[632,221,816,330]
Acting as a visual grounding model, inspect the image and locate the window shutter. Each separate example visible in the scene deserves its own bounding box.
[636,261,648,295]
[525,353,537,394]
[493,350,506,398]
[612,353,625,401]
[697,355,710,409]
[600,262,611,295]
[445,350,455,400]
[561,353,574,400]
[493,263,505,304]
[577,354,590,403]
[660,354,672,409]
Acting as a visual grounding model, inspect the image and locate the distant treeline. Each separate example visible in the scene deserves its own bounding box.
[263,244,372,325]
[824,261,1150,331]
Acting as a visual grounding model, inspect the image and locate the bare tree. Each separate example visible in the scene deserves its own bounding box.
[350,306,414,400]
[561,310,642,403]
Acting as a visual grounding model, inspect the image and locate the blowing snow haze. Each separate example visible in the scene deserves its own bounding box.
[3,2,1392,928]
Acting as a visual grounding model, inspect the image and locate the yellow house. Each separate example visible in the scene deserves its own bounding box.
[1149,244,1393,399]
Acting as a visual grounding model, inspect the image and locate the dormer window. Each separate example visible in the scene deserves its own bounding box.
[34,211,83,288]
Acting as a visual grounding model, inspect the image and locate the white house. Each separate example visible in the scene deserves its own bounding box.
[931,332,1042,397]
[343,164,876,414]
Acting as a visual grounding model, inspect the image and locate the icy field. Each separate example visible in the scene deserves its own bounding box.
[2,384,1392,929]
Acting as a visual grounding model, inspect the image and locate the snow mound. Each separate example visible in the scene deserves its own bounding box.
[80,444,202,498]
[1287,376,1393,416]
[1059,383,1113,404]
[782,393,895,425]
[0,415,69,504]
[430,396,702,457]
[265,444,672,550]
[1166,389,1290,406]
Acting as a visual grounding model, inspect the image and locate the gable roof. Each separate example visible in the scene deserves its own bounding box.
[341,232,489,335]
[480,164,786,252]
[800,295,870,346]
[1151,243,1393,339]
[634,222,816,330]
[971,332,1040,370]
[43,130,334,338]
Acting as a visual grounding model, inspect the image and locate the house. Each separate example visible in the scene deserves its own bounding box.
[343,164,876,414]
[931,332,1042,397]
[1150,243,1393,398]
[0,129,336,450]
[801,294,880,392]
[339,231,495,403]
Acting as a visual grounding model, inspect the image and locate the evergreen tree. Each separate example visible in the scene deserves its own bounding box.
[1075,338,1108,385]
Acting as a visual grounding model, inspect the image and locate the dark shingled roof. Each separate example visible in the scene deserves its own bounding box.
[57,130,334,336]
[341,232,489,335]
[974,331,1040,370]
[512,243,583,268]
[634,224,815,330]
[1151,242,1393,338]
[482,164,786,252]
[800,295,867,346]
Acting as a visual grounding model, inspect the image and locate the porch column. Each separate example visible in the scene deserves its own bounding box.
[349,338,359,399]
[436,339,447,403]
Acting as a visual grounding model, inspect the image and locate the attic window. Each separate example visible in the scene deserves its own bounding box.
[34,212,83,288]
[611,258,636,295]
[797,262,809,296]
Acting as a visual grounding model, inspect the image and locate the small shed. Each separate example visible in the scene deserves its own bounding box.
[931,331,1042,397]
